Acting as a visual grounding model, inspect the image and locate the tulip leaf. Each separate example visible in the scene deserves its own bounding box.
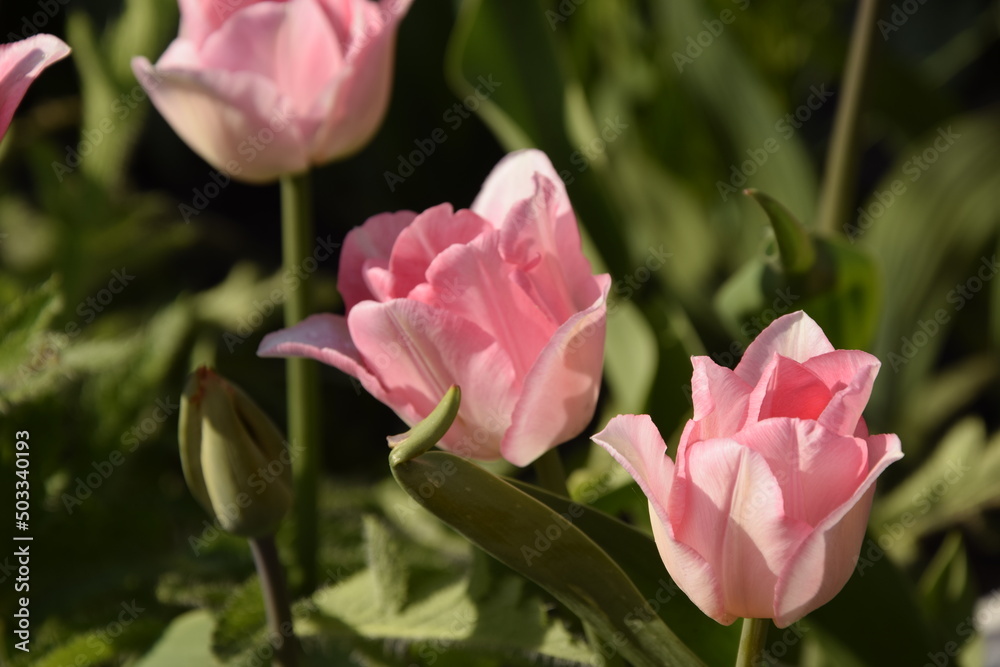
[744,189,816,274]
[509,479,741,667]
[391,450,705,667]
[133,610,223,667]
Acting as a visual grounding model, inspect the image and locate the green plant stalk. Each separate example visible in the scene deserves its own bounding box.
[533,448,569,496]
[249,536,298,667]
[735,618,769,667]
[281,171,320,592]
[815,0,881,236]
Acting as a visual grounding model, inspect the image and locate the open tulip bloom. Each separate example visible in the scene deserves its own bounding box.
[132,0,413,183]
[0,34,70,143]
[593,311,902,628]
[259,149,610,466]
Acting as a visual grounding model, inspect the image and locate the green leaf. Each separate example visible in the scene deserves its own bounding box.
[744,189,816,274]
[133,610,224,667]
[362,514,409,614]
[390,452,705,667]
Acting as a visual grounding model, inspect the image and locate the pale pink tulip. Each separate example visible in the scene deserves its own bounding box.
[592,311,902,627]
[131,0,413,183]
[0,35,70,142]
[259,149,610,465]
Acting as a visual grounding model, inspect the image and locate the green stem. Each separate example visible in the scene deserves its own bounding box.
[280,171,320,593]
[815,0,881,236]
[249,536,298,667]
[735,617,770,667]
[533,448,569,496]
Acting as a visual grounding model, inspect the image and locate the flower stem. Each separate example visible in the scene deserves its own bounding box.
[533,448,569,496]
[735,617,770,667]
[249,536,298,667]
[815,0,880,237]
[280,171,320,593]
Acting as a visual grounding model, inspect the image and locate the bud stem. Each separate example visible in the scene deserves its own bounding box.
[735,617,769,667]
[249,536,299,667]
[816,0,880,236]
[281,171,320,592]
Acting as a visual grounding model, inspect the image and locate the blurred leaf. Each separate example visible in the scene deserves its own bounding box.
[603,299,658,417]
[745,189,816,273]
[918,532,977,646]
[133,610,223,667]
[212,577,267,660]
[362,514,409,614]
[391,450,705,667]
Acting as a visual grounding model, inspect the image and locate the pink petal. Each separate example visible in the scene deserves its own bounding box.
[689,356,752,439]
[130,57,309,183]
[256,313,388,404]
[309,0,414,162]
[198,0,344,118]
[338,210,416,310]
[499,173,599,323]
[347,299,518,459]
[386,204,492,299]
[472,149,570,228]
[747,355,832,423]
[0,35,70,141]
[500,275,610,465]
[735,311,835,386]
[411,232,558,378]
[773,433,902,626]
[804,350,881,435]
[673,438,812,621]
[650,502,733,625]
[590,413,674,524]
[732,418,868,526]
[178,0,274,47]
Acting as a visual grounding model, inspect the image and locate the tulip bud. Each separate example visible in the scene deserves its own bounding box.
[179,366,292,537]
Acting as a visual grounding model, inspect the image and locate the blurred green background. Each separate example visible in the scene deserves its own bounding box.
[2,0,1000,665]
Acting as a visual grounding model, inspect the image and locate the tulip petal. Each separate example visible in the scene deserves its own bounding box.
[735,311,834,386]
[338,210,417,310]
[732,418,867,526]
[178,0,274,47]
[690,357,752,439]
[0,35,70,141]
[650,502,734,626]
[386,204,492,298]
[590,413,674,523]
[501,275,610,465]
[310,0,414,162]
[412,232,558,378]
[673,438,812,620]
[804,350,881,435]
[131,56,309,183]
[774,433,903,626]
[347,299,517,459]
[257,313,388,404]
[472,148,571,228]
[746,355,832,423]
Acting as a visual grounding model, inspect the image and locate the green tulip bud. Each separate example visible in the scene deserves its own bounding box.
[179,366,293,537]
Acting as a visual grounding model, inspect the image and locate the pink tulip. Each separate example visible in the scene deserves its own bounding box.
[131,0,413,183]
[592,311,902,627]
[0,34,70,142]
[259,149,610,465]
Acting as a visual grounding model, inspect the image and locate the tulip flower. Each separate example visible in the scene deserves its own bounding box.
[0,34,70,143]
[180,366,293,537]
[131,0,414,183]
[259,149,610,466]
[592,311,902,628]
